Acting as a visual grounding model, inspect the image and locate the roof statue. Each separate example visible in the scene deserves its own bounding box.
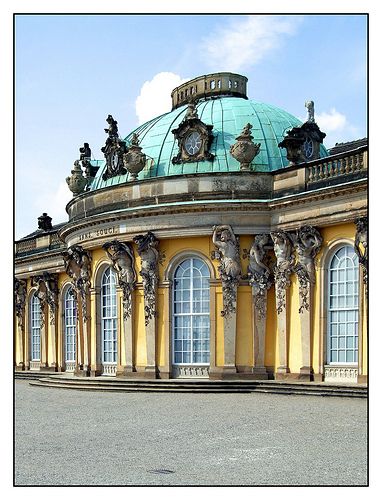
[305,100,315,123]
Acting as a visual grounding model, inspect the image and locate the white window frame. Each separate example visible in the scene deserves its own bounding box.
[327,245,359,366]
[101,267,118,367]
[30,293,41,361]
[172,257,210,366]
[64,287,77,363]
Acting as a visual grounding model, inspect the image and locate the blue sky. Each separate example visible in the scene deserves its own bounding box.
[15,14,367,238]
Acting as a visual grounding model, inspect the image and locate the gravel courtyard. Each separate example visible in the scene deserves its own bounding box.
[14,380,367,486]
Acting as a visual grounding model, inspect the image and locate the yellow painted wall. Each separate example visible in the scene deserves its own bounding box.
[287,274,302,373]
[17,221,367,379]
[236,286,253,366]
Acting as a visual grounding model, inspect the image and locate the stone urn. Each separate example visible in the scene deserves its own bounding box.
[230,123,261,170]
[123,133,146,181]
[66,160,87,196]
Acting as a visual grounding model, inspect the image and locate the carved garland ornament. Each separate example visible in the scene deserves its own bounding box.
[212,225,241,317]
[32,272,59,326]
[270,231,294,314]
[247,234,273,319]
[354,217,368,291]
[62,245,92,322]
[102,240,137,320]
[133,232,160,326]
[14,279,27,329]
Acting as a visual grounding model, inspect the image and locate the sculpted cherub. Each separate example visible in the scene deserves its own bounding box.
[212,225,241,281]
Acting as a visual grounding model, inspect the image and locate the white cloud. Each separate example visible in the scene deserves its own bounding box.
[135,72,189,124]
[200,16,301,72]
[315,108,360,148]
[35,180,71,227]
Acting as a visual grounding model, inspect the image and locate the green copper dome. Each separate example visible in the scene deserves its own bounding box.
[91,96,328,190]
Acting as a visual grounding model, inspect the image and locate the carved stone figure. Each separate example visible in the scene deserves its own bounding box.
[123,133,146,181]
[62,245,92,321]
[247,234,273,318]
[305,100,315,123]
[230,123,261,170]
[355,217,368,288]
[14,279,27,329]
[270,231,294,314]
[32,272,59,326]
[101,114,128,181]
[37,213,53,231]
[79,143,91,161]
[290,226,322,312]
[212,225,241,317]
[103,240,137,320]
[66,160,87,196]
[133,232,159,326]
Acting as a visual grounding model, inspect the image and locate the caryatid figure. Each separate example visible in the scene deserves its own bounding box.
[103,240,137,319]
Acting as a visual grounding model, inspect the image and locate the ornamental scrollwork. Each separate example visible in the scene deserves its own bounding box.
[290,226,322,313]
[32,272,59,326]
[62,245,92,322]
[14,279,27,329]
[133,232,159,326]
[355,217,368,290]
[103,240,137,320]
[171,101,215,164]
[247,234,273,319]
[212,225,241,317]
[270,231,294,314]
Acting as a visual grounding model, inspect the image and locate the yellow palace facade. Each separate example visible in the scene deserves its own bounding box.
[14,73,368,384]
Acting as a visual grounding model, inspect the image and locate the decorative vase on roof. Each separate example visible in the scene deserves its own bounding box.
[66,160,87,196]
[230,123,261,170]
[123,133,146,181]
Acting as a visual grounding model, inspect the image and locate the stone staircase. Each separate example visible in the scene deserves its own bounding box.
[16,373,368,398]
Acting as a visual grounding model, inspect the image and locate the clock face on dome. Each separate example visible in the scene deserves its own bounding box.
[303,138,314,159]
[184,131,202,155]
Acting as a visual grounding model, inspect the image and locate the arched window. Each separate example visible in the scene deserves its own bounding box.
[64,287,76,365]
[101,267,118,367]
[327,245,359,364]
[30,292,41,361]
[172,258,210,366]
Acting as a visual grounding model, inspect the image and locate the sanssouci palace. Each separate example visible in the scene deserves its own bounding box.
[14,73,368,384]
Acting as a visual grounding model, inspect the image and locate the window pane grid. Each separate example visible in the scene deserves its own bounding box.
[101,268,117,365]
[64,288,77,362]
[327,246,359,365]
[30,294,41,361]
[173,258,210,366]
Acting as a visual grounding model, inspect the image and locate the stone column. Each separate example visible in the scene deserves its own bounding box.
[212,225,241,377]
[133,232,160,379]
[270,231,294,379]
[161,281,171,379]
[15,279,27,371]
[222,299,237,374]
[40,307,48,369]
[120,291,135,376]
[292,226,322,381]
[298,284,313,380]
[81,295,91,376]
[16,318,25,371]
[48,314,58,371]
[252,295,268,379]
[275,284,290,377]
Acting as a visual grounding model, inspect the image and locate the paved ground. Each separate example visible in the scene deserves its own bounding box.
[14,380,368,486]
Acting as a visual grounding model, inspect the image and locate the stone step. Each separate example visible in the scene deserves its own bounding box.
[28,378,367,398]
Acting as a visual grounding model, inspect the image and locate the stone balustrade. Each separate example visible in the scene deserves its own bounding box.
[306,147,367,185]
